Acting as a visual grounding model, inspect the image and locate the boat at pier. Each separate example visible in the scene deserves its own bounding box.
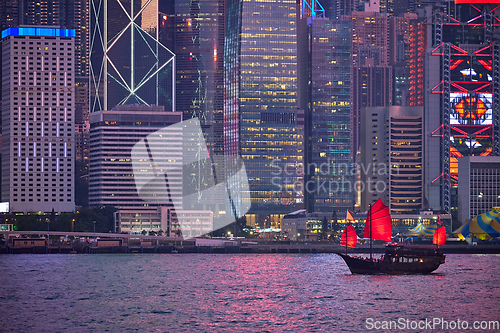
[336,199,446,274]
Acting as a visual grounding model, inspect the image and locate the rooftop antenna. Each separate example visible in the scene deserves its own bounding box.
[302,0,326,20]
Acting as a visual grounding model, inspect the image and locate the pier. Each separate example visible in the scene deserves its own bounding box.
[2,231,500,254]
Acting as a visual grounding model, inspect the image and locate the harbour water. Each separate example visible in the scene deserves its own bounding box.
[0,253,499,332]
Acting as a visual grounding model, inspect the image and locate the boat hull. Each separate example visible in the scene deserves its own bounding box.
[336,252,445,275]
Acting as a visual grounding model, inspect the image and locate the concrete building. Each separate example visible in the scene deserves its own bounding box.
[89,105,183,208]
[360,106,424,214]
[281,209,306,240]
[458,156,500,224]
[114,206,214,238]
[1,26,76,213]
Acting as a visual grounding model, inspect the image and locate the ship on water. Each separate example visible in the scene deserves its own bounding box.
[336,199,446,275]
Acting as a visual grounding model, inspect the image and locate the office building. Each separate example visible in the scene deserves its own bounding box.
[305,17,353,213]
[360,106,424,214]
[281,209,306,240]
[349,11,391,154]
[458,156,500,224]
[89,0,175,113]
[114,206,214,238]
[389,13,425,107]
[224,0,302,221]
[89,105,183,208]
[425,2,500,215]
[8,1,89,77]
[1,26,76,213]
[163,0,225,156]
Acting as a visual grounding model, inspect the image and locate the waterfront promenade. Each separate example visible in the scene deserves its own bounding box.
[1,231,500,254]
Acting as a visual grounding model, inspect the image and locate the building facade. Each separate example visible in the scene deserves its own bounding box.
[305,17,353,213]
[164,0,225,156]
[458,156,500,224]
[224,0,302,217]
[114,206,214,238]
[360,106,424,214]
[425,2,500,216]
[349,11,391,155]
[89,0,175,113]
[89,105,183,208]
[1,26,76,213]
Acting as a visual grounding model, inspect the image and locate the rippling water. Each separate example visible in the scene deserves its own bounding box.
[0,254,499,332]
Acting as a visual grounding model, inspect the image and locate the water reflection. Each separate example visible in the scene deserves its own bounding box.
[0,253,498,332]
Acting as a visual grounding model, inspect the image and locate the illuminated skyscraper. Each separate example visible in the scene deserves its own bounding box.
[89,0,175,113]
[164,0,225,156]
[349,11,392,154]
[305,17,353,213]
[425,1,500,215]
[1,26,76,213]
[225,0,302,218]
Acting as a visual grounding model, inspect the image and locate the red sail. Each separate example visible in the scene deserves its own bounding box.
[346,210,354,222]
[341,224,357,248]
[363,198,392,242]
[433,226,447,245]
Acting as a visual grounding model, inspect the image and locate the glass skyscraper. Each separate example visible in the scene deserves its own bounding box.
[89,0,174,113]
[306,18,353,213]
[225,0,301,216]
[163,0,225,156]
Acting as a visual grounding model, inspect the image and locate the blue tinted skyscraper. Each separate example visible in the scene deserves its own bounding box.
[306,18,353,213]
[225,0,302,217]
[164,0,225,156]
[89,0,175,113]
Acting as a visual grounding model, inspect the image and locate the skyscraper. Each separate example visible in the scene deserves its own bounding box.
[89,105,183,208]
[305,17,353,213]
[164,0,225,156]
[349,11,392,154]
[425,2,500,215]
[1,26,76,213]
[360,106,424,214]
[225,0,302,219]
[89,0,175,113]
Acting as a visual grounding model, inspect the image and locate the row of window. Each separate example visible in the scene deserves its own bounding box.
[13,199,72,202]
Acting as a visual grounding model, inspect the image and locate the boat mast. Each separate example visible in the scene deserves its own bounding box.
[345,229,348,255]
[369,204,372,261]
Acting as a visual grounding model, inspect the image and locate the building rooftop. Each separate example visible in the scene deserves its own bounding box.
[1,26,75,39]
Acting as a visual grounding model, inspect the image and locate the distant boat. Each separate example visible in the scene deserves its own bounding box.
[336,199,446,274]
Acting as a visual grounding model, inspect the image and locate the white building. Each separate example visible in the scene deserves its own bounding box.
[281,209,306,240]
[1,26,76,213]
[360,106,424,214]
[458,156,500,224]
[89,105,183,208]
[114,206,213,239]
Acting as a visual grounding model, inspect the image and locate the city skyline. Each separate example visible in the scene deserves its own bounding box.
[0,0,499,233]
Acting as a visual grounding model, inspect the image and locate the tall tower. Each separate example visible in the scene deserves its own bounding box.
[425,1,500,215]
[225,0,302,221]
[166,0,225,156]
[304,16,354,213]
[1,26,76,213]
[349,11,392,155]
[89,0,175,113]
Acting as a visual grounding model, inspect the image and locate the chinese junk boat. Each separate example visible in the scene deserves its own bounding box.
[336,199,446,274]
